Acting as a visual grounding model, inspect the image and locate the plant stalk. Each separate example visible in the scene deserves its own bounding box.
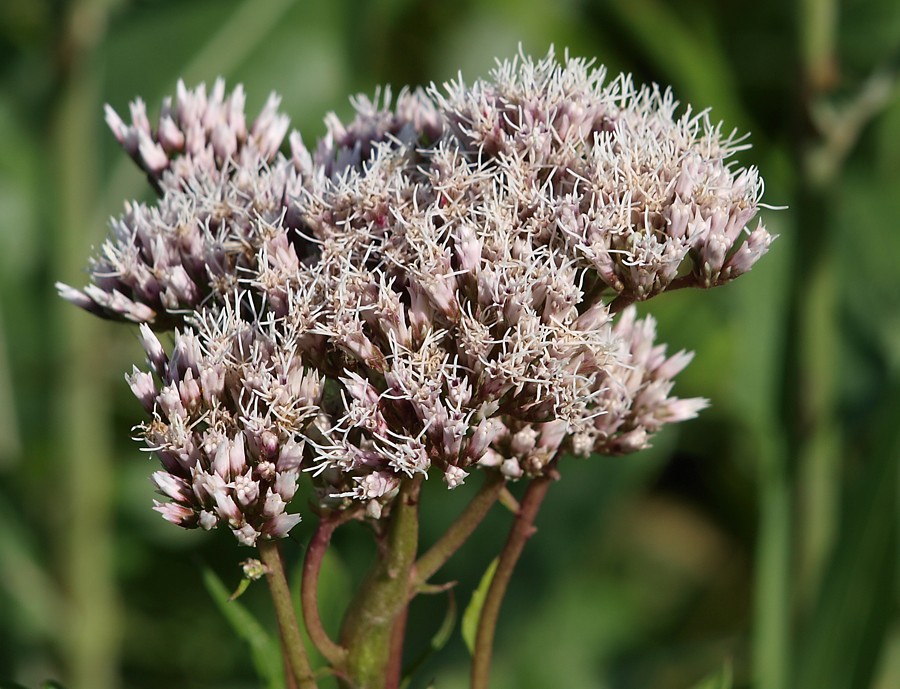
[412,471,504,590]
[339,476,422,689]
[302,514,352,667]
[385,599,410,689]
[470,471,555,689]
[258,540,318,689]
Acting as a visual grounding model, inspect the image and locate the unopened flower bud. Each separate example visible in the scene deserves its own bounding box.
[500,458,523,479]
[127,367,157,413]
[138,324,167,376]
[511,426,539,455]
[240,558,268,581]
[443,465,468,489]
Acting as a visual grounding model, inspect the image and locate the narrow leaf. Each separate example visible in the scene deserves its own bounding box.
[462,557,498,655]
[202,566,283,689]
[400,590,458,688]
[792,386,900,689]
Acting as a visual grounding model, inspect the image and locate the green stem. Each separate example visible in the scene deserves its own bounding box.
[470,472,555,689]
[800,0,839,92]
[258,540,318,689]
[340,476,422,689]
[53,2,121,689]
[753,432,792,689]
[412,471,504,590]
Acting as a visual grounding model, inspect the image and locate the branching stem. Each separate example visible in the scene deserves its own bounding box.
[302,512,356,667]
[412,471,504,591]
[339,476,422,689]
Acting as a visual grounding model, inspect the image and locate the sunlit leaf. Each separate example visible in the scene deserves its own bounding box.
[461,557,498,655]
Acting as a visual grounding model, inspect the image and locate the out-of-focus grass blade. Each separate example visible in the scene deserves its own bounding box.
[689,661,733,689]
[400,590,457,689]
[793,385,899,689]
[98,0,299,225]
[0,496,64,640]
[461,557,498,655]
[202,566,283,689]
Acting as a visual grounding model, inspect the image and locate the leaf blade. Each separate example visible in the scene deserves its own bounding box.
[462,557,498,655]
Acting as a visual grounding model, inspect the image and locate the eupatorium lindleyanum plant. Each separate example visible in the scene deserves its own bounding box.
[59,49,772,689]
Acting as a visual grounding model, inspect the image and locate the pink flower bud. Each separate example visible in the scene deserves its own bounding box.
[153,501,196,526]
[232,470,260,507]
[126,367,157,413]
[138,324,167,376]
[152,471,192,502]
[274,470,299,502]
[234,523,260,546]
[263,513,302,539]
[178,368,201,410]
[443,465,469,489]
[263,489,286,517]
[500,458,523,479]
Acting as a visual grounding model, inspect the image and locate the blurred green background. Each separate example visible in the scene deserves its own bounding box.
[0,0,898,688]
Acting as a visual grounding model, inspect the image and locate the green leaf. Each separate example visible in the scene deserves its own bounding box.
[229,577,252,601]
[0,682,32,689]
[689,662,733,689]
[400,590,457,688]
[792,385,900,689]
[461,557,498,655]
[202,566,283,689]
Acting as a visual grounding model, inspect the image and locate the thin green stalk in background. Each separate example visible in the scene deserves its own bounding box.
[52,1,122,688]
[753,433,792,689]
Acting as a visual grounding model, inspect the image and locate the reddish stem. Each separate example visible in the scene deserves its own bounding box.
[258,540,318,689]
[385,601,410,689]
[470,471,556,689]
[412,471,504,591]
[301,512,354,667]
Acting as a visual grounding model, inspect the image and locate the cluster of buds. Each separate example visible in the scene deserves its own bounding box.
[60,49,771,543]
[105,78,289,185]
[57,80,304,326]
[435,54,773,299]
[126,301,322,545]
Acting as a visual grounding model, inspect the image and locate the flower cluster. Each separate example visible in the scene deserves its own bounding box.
[57,80,303,327]
[127,304,320,545]
[60,50,771,542]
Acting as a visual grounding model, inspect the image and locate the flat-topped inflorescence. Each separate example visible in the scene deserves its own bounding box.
[60,49,772,542]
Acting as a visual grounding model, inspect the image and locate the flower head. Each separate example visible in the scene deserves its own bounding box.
[62,49,770,538]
